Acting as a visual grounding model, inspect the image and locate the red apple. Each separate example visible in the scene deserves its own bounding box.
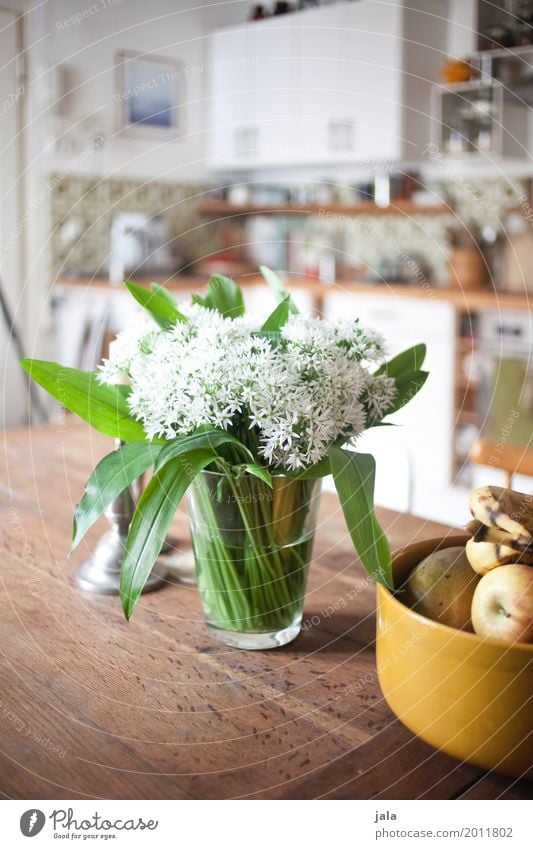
[471,564,533,644]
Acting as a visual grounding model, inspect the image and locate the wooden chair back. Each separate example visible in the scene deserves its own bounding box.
[471,437,533,488]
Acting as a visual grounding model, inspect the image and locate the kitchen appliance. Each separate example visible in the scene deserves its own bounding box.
[108,212,173,284]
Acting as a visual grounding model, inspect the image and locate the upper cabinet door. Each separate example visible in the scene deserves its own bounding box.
[295,5,350,164]
[206,27,252,168]
[245,17,300,167]
[296,1,403,164]
[345,0,404,161]
[207,18,299,168]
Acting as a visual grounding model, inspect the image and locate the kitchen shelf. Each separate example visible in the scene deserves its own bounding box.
[431,78,529,158]
[196,201,450,217]
[470,43,533,62]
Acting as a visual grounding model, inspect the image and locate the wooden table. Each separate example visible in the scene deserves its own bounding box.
[1,422,531,800]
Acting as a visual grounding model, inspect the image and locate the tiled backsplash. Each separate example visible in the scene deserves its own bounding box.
[50,173,525,283]
[50,175,220,277]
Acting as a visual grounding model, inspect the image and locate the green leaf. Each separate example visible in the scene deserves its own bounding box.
[261,295,290,332]
[150,282,179,308]
[243,464,272,486]
[387,370,428,415]
[71,442,161,552]
[125,280,186,327]
[375,344,426,377]
[19,359,152,442]
[193,275,245,318]
[328,446,392,588]
[154,427,253,472]
[259,265,299,314]
[120,450,215,619]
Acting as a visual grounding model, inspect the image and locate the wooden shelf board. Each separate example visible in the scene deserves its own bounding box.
[53,274,533,311]
[196,201,451,217]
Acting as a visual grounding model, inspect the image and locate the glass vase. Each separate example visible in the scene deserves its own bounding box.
[187,471,321,649]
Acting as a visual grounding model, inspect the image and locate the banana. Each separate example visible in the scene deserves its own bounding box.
[469,486,533,547]
[466,519,533,554]
[465,538,518,575]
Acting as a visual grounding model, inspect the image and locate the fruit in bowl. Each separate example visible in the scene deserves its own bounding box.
[466,486,533,576]
[403,546,480,630]
[471,564,533,643]
[401,486,533,646]
[465,486,533,644]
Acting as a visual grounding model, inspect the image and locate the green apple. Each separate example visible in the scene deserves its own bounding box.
[471,564,533,644]
[404,546,481,631]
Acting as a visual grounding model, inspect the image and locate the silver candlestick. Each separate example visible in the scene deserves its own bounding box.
[76,441,168,595]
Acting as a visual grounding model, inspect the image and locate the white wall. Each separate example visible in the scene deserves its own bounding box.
[38,0,251,183]
[1,4,28,428]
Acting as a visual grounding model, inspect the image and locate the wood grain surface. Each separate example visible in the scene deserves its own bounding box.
[0,421,531,800]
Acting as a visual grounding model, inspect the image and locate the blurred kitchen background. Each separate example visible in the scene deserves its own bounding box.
[1,0,533,524]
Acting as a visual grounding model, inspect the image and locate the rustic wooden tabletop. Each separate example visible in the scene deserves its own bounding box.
[1,421,531,800]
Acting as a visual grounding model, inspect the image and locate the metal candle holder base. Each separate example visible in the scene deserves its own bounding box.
[161,549,197,585]
[76,531,168,595]
[76,441,168,595]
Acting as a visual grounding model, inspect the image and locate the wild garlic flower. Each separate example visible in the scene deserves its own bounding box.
[99,305,396,470]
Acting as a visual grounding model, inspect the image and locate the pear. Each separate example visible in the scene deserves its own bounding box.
[404,546,481,631]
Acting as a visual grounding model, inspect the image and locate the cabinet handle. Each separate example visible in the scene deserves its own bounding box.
[248,126,258,157]
[327,119,354,153]
[342,119,354,152]
[327,120,339,152]
[234,127,243,155]
[234,125,258,157]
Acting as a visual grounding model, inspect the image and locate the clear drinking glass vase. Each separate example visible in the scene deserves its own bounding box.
[187,471,321,649]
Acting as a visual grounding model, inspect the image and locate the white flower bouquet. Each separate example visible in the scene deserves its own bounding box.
[22,270,427,648]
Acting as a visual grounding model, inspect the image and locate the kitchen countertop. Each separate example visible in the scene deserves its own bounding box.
[53,274,532,312]
[1,420,531,800]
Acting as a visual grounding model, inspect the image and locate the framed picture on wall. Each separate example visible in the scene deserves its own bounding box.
[115,51,183,137]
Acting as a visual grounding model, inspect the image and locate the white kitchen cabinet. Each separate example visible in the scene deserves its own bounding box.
[206,0,447,169]
[207,16,300,168]
[295,2,404,164]
[323,291,456,518]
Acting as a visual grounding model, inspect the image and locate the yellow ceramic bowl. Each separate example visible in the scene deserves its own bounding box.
[376,535,533,778]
